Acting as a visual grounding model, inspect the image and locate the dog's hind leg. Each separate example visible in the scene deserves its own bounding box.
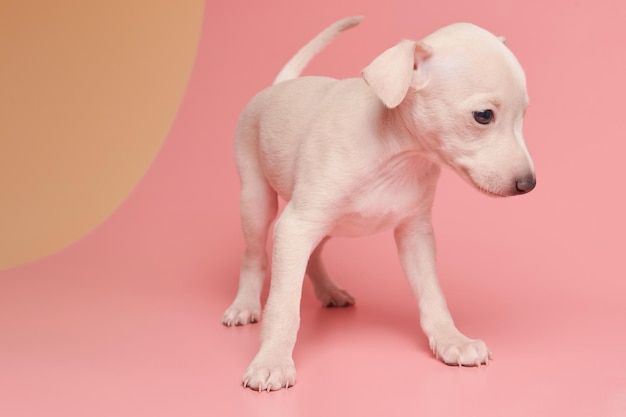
[223,144,278,326]
[307,238,355,307]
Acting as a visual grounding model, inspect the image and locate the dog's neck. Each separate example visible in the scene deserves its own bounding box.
[375,94,443,167]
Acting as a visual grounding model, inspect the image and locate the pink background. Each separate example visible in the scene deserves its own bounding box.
[2,0,626,416]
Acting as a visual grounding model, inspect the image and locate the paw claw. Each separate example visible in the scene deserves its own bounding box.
[222,301,261,327]
[316,286,355,308]
[429,329,491,367]
[243,355,296,392]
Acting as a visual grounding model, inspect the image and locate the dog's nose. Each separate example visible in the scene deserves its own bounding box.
[515,176,536,194]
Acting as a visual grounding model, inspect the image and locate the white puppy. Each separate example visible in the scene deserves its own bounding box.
[222,16,535,391]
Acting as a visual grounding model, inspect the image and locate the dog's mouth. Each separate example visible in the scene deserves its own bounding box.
[473,184,508,198]
[454,166,510,198]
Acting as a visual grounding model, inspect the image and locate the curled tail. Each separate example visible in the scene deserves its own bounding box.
[273,16,363,85]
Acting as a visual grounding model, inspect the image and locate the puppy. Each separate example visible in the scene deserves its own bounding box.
[222,16,535,391]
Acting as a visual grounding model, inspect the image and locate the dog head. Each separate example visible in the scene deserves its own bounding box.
[362,23,535,197]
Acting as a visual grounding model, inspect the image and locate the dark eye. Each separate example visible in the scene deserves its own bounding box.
[473,109,494,125]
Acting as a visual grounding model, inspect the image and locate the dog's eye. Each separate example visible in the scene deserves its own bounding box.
[473,110,494,125]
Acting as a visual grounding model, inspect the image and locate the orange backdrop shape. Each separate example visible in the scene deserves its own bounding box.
[0,0,204,270]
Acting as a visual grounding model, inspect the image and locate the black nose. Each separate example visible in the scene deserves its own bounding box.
[515,176,536,194]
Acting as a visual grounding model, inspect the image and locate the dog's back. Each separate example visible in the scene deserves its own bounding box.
[237,76,379,201]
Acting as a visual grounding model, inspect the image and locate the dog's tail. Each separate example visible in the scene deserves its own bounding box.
[273,16,363,85]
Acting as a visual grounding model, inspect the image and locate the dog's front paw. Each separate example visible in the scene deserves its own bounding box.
[222,300,261,326]
[428,329,492,366]
[243,355,296,392]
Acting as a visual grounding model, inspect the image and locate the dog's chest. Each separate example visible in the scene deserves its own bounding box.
[331,156,438,237]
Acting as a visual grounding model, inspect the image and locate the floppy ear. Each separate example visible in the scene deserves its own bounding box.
[362,40,432,108]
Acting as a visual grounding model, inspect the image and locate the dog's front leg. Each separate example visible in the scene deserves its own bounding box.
[243,204,326,391]
[394,216,493,366]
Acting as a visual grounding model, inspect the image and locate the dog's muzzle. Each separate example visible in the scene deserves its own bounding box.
[515,175,536,194]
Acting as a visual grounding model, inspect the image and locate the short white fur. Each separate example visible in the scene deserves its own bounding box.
[222,16,536,392]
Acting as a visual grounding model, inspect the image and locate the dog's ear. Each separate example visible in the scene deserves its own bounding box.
[362,40,432,108]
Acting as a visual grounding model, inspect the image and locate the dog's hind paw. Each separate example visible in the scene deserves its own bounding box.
[314,285,355,308]
[222,301,261,326]
[428,330,492,367]
[243,356,296,392]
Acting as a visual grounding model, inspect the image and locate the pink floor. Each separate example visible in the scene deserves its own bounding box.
[2,1,626,416]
